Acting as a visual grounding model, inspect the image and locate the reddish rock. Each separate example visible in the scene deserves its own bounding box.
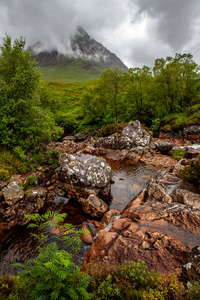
[79,194,109,218]
[79,223,94,244]
[101,209,121,225]
[83,219,189,274]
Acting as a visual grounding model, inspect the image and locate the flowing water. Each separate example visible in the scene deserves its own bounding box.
[0,156,200,275]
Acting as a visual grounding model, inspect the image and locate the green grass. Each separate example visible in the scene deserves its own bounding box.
[46,81,98,132]
[39,59,103,83]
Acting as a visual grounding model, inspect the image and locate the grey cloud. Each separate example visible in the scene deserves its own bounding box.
[0,0,200,69]
[133,0,200,50]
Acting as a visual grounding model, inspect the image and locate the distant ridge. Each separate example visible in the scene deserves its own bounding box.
[29,27,128,82]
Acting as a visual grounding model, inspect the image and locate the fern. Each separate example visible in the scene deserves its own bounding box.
[12,211,93,300]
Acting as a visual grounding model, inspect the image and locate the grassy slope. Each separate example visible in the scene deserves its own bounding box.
[46,81,97,131]
[39,60,103,83]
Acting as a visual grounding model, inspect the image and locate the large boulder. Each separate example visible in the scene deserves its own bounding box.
[95,121,155,151]
[0,182,24,207]
[57,154,112,200]
[94,121,155,163]
[83,217,189,274]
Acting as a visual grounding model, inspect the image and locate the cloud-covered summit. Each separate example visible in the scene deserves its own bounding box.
[0,0,200,68]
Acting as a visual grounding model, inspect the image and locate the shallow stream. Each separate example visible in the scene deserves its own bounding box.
[0,156,200,275]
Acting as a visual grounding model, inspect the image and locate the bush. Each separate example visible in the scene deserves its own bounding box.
[172,149,185,161]
[87,260,185,299]
[178,155,200,190]
[0,169,10,181]
[100,122,126,137]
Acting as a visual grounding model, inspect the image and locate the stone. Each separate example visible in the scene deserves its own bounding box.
[79,194,109,218]
[155,141,174,154]
[83,218,189,274]
[74,133,86,141]
[57,153,112,200]
[1,182,24,206]
[2,186,48,229]
[79,223,94,244]
[184,147,200,159]
[63,136,75,141]
[172,189,200,208]
[101,209,121,225]
[184,125,200,142]
[95,121,155,154]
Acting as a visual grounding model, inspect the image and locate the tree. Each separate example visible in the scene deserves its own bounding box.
[152,53,200,117]
[125,66,152,122]
[0,35,59,150]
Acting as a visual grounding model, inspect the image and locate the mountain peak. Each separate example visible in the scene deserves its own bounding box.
[29,27,128,82]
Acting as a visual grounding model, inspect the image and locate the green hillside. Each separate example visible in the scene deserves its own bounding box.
[38,59,103,83]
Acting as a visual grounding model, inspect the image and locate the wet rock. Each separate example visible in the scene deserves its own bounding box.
[63,136,75,141]
[95,121,155,155]
[1,182,24,206]
[170,163,185,176]
[155,141,174,154]
[83,218,189,274]
[79,194,109,218]
[57,154,112,200]
[122,171,200,232]
[172,189,200,208]
[101,209,121,225]
[79,223,94,244]
[184,125,200,142]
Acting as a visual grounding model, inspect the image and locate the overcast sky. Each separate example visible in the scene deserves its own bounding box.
[0,0,200,68]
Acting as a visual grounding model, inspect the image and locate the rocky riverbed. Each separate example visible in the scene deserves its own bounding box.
[0,121,200,279]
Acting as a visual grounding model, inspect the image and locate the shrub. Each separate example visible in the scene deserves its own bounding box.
[0,169,10,181]
[150,118,161,136]
[87,260,185,299]
[100,122,126,137]
[25,175,38,187]
[172,149,185,161]
[178,154,200,190]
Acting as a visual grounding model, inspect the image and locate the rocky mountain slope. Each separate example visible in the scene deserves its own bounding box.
[29,27,128,82]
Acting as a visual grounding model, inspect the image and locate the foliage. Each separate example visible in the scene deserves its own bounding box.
[0,35,60,150]
[12,211,93,300]
[0,146,62,181]
[178,155,200,190]
[100,122,126,137]
[172,149,185,161]
[0,275,21,300]
[25,175,38,187]
[185,280,200,299]
[87,260,185,299]
[150,118,161,136]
